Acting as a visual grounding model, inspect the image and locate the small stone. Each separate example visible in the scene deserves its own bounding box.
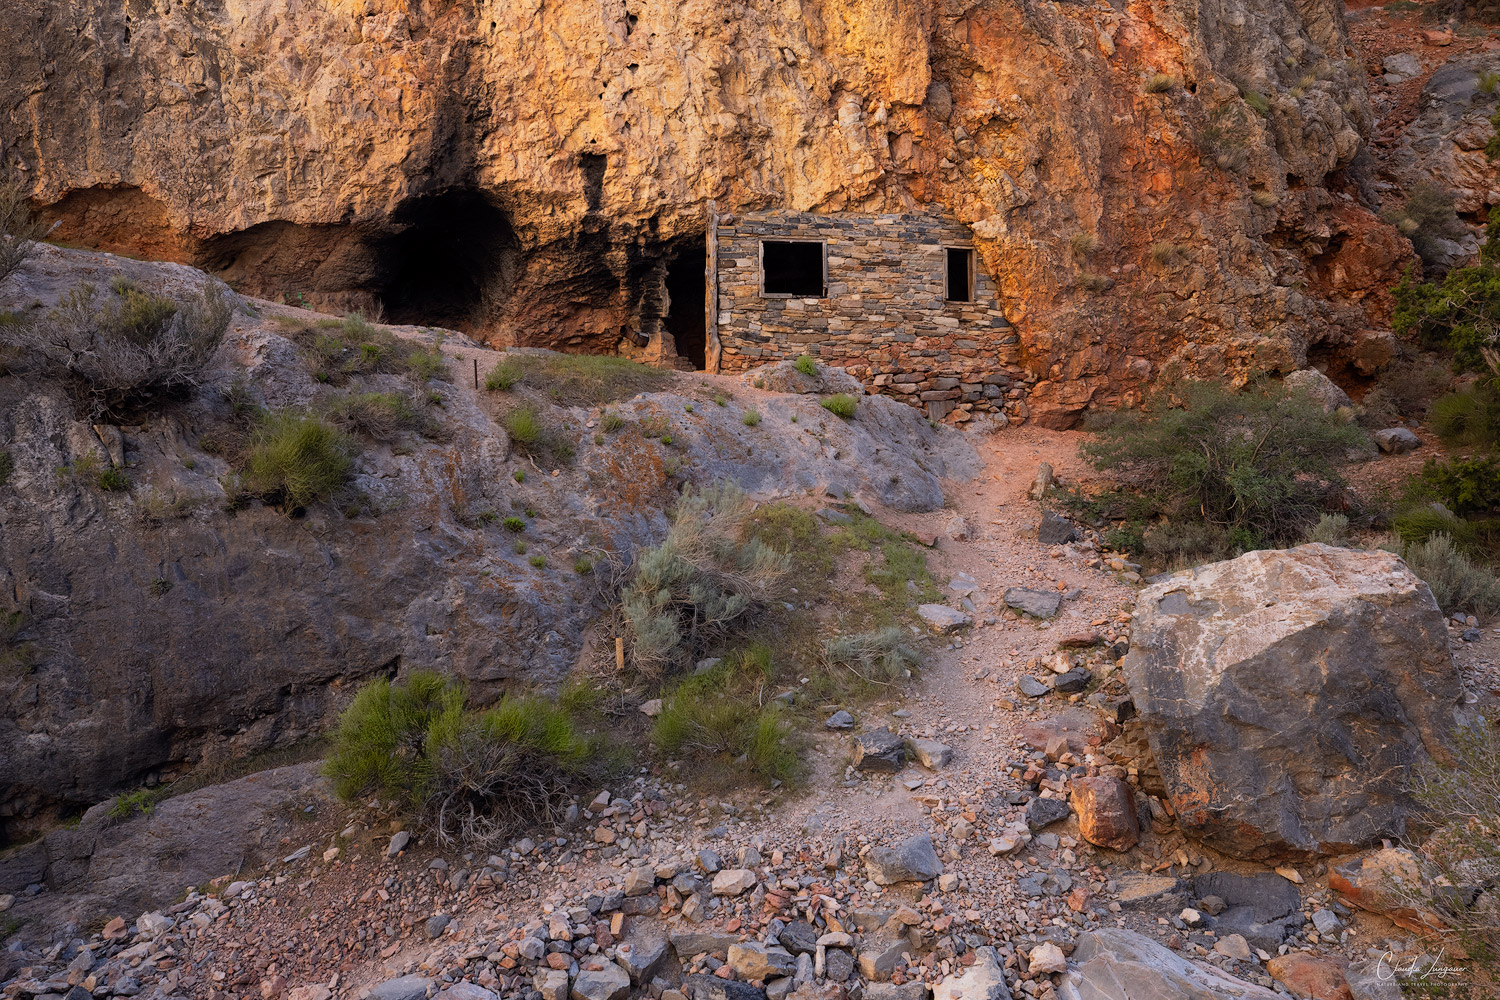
[865,833,943,885]
[932,945,1010,1000]
[824,948,855,983]
[1214,934,1252,961]
[1275,866,1304,885]
[640,699,663,717]
[712,869,758,896]
[779,920,819,955]
[852,728,907,771]
[1037,511,1077,545]
[572,963,630,1000]
[1070,776,1140,851]
[425,913,451,938]
[1004,587,1062,618]
[535,969,571,1000]
[1025,796,1071,831]
[387,831,411,857]
[917,604,972,633]
[1052,667,1092,694]
[1312,909,1342,935]
[1179,908,1203,927]
[938,873,959,892]
[1028,942,1067,975]
[368,976,434,1000]
[1017,675,1051,698]
[825,710,855,729]
[624,867,656,896]
[904,737,952,769]
[728,942,798,981]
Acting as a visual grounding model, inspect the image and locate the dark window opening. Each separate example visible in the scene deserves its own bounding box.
[762,240,825,297]
[663,246,707,369]
[946,247,973,302]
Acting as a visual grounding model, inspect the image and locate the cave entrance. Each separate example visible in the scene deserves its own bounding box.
[380,190,517,330]
[662,245,707,370]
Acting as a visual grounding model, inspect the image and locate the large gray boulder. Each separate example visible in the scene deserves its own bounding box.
[1124,544,1463,858]
[1057,929,1277,999]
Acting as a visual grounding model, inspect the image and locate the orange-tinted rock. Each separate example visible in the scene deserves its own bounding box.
[1266,953,1353,1000]
[1070,776,1140,852]
[1329,848,1448,934]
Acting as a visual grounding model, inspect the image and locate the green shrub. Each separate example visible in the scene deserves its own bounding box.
[503,406,545,451]
[1081,381,1366,552]
[1242,90,1270,115]
[502,516,525,532]
[1360,358,1453,428]
[1196,104,1254,172]
[650,689,799,786]
[1411,456,1500,516]
[1140,521,1237,568]
[0,282,231,421]
[108,787,167,821]
[292,315,451,387]
[621,482,790,677]
[486,359,523,391]
[244,412,354,510]
[95,466,129,492]
[574,555,593,574]
[1393,215,1500,372]
[0,451,10,487]
[713,393,729,407]
[529,554,547,568]
[513,468,525,483]
[1431,386,1500,448]
[1399,533,1500,616]
[794,355,818,376]
[742,409,761,427]
[326,391,432,442]
[325,672,599,845]
[1384,183,1469,269]
[601,411,625,432]
[1478,70,1499,96]
[821,394,858,420]
[822,627,923,683]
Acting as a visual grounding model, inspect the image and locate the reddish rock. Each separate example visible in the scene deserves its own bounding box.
[1070,776,1140,851]
[1329,848,1447,933]
[1266,953,1353,1000]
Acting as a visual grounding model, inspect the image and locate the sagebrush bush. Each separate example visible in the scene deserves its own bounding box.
[621,482,790,677]
[1359,357,1453,428]
[1430,385,1500,446]
[1,282,230,420]
[822,627,923,683]
[486,359,522,391]
[742,409,761,427]
[1306,513,1351,546]
[325,672,599,845]
[794,355,818,376]
[1082,381,1366,553]
[244,412,354,510]
[1399,533,1500,615]
[0,175,48,287]
[821,394,858,420]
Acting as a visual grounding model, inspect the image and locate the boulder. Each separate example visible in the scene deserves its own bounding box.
[536,970,572,1000]
[684,973,769,1000]
[741,359,864,396]
[1004,587,1062,618]
[1037,511,1078,545]
[825,710,855,729]
[865,834,943,885]
[867,986,929,1000]
[1284,369,1352,412]
[1028,942,1067,976]
[1052,667,1092,693]
[572,964,631,1000]
[1056,928,1279,1000]
[711,869,758,896]
[1070,777,1139,851]
[932,946,1011,1000]
[1192,873,1302,951]
[1328,848,1445,933]
[438,986,498,1000]
[728,942,799,981]
[616,925,670,984]
[778,919,818,955]
[1372,427,1420,454]
[904,738,952,769]
[852,728,907,771]
[1124,545,1463,858]
[1266,953,1353,1000]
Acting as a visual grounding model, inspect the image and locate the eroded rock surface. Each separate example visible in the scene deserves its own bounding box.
[1124,544,1464,859]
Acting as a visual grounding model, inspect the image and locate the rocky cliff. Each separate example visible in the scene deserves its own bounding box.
[1,0,1416,425]
[0,245,975,841]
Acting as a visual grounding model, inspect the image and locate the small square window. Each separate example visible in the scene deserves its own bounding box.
[762,240,825,297]
[945,247,973,303]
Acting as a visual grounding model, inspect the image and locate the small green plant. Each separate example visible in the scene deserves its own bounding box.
[790,415,798,424]
[288,314,451,388]
[1409,456,1500,517]
[108,787,166,822]
[650,660,800,786]
[0,172,49,287]
[1306,513,1351,546]
[326,391,432,442]
[743,409,762,427]
[1392,214,1500,371]
[243,412,355,510]
[660,434,674,446]
[0,451,11,487]
[1479,70,1499,97]
[502,516,526,532]
[1078,273,1110,293]
[514,540,528,555]
[822,627,923,683]
[529,554,547,568]
[821,394,858,419]
[1150,242,1186,265]
[574,555,594,574]
[794,355,818,376]
[1144,73,1178,94]
[513,468,526,483]
[486,359,523,391]
[149,577,173,597]
[1242,89,1270,116]
[95,466,129,492]
[713,393,728,407]
[1070,231,1100,256]
[525,506,537,518]
[1196,103,1254,172]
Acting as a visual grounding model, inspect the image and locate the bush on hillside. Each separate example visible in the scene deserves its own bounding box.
[326,391,435,442]
[621,482,790,677]
[1393,214,1500,372]
[820,393,858,419]
[244,411,354,510]
[1,281,230,420]
[822,627,923,683]
[1384,183,1470,269]
[325,672,599,845]
[1410,456,1500,517]
[1399,533,1500,615]
[650,666,799,786]
[291,314,449,386]
[0,175,49,287]
[1080,381,1367,560]
[1429,383,1500,447]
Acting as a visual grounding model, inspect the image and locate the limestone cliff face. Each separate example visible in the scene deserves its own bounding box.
[2,0,1410,424]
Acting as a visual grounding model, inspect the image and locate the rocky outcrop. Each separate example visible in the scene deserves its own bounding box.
[0,247,976,839]
[0,0,1410,422]
[1123,544,1464,859]
[1057,928,1278,999]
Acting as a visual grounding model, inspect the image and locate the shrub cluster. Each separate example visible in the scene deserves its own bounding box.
[1079,381,1365,563]
[650,651,799,786]
[243,411,354,511]
[291,314,448,386]
[1,280,231,420]
[0,175,48,287]
[820,393,858,420]
[1393,214,1500,371]
[326,672,600,846]
[483,352,668,405]
[621,483,790,677]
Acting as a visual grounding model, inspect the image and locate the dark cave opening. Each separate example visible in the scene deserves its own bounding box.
[380,190,517,330]
[663,245,707,369]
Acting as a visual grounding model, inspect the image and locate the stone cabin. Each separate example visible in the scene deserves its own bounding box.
[696,208,1029,424]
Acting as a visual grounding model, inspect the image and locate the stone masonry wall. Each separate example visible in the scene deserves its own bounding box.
[713,210,1032,424]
